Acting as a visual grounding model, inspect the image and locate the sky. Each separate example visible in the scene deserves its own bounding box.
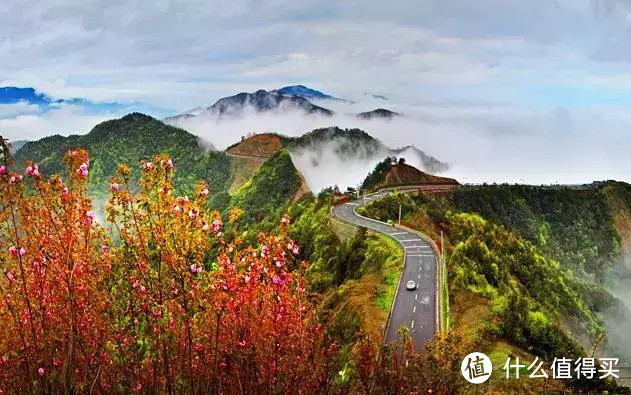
[2,0,631,184]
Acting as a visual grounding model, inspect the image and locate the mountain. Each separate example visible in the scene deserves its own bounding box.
[274,85,346,102]
[286,127,447,173]
[361,158,458,192]
[13,113,231,195]
[165,89,334,123]
[357,108,400,120]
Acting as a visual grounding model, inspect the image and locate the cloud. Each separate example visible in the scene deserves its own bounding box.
[0,104,116,141]
[1,0,631,186]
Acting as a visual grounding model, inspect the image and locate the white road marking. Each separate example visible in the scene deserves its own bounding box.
[411,320,415,329]
[413,305,416,313]
[400,239,422,242]
[415,293,418,300]
[389,232,407,236]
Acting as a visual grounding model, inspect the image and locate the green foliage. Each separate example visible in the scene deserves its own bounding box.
[356,192,415,221]
[230,149,302,227]
[450,185,619,283]
[446,212,595,359]
[14,113,231,196]
[360,157,394,192]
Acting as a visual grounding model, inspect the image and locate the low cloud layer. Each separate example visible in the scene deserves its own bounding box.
[171,97,631,191]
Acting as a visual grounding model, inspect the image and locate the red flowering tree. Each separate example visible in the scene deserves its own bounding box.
[0,145,112,392]
[0,141,336,393]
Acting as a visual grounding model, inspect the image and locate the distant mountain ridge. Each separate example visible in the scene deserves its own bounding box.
[165,89,334,123]
[165,85,400,124]
[357,108,400,120]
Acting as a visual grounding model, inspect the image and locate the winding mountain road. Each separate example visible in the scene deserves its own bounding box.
[332,188,442,350]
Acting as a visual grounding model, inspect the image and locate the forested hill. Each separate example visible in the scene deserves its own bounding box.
[361,157,458,192]
[13,113,231,195]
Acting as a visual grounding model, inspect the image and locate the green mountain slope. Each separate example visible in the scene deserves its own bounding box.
[13,113,231,195]
[358,186,630,391]
[230,149,302,226]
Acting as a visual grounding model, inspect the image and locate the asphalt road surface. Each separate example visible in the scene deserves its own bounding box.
[332,190,437,350]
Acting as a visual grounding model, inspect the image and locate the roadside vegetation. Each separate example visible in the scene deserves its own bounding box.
[359,186,628,392]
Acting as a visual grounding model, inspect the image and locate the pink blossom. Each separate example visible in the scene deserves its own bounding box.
[77,162,89,178]
[144,162,154,171]
[275,260,284,268]
[190,264,197,273]
[101,245,108,254]
[26,165,33,175]
[8,246,17,256]
[166,159,173,169]
[281,216,290,225]
[33,261,40,270]
[202,223,210,232]
[238,340,246,348]
[0,165,5,174]
[293,247,300,255]
[53,358,60,367]
[84,210,95,225]
[38,367,44,376]
[261,245,269,258]
[188,210,197,219]
[61,187,69,195]
[272,276,284,285]
[131,278,140,288]
[200,188,209,197]
[172,205,181,213]
[110,183,120,191]
[6,272,14,285]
